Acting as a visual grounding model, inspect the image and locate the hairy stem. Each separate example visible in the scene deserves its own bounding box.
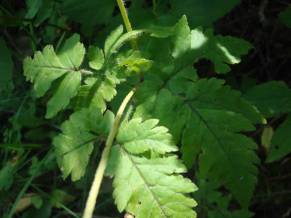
[116,0,138,49]
[82,88,136,218]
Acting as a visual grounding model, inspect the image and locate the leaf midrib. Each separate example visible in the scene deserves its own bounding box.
[120,145,168,218]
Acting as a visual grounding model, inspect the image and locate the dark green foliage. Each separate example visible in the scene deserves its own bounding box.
[0,38,13,94]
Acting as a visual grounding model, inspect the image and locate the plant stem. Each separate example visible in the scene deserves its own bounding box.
[116,0,133,32]
[82,88,136,218]
[116,0,144,81]
[82,3,139,217]
[116,0,138,49]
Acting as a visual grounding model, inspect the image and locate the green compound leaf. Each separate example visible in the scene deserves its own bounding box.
[53,108,114,181]
[267,116,291,162]
[135,76,260,207]
[108,118,197,218]
[23,34,85,118]
[133,17,261,209]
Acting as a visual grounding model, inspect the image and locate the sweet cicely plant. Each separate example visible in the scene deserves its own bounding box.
[22,0,262,217]
[23,1,198,217]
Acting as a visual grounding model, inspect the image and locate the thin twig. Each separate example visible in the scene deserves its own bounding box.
[116,0,138,49]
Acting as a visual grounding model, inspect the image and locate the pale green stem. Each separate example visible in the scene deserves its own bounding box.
[82,88,136,218]
[117,0,144,81]
[116,0,138,49]
[82,2,139,217]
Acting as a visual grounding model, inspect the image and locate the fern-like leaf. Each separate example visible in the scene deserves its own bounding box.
[134,17,262,208]
[135,76,260,207]
[107,118,197,218]
[53,108,114,181]
[23,34,85,118]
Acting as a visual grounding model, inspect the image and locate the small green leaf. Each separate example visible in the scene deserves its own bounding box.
[23,34,86,117]
[58,34,85,69]
[117,118,178,155]
[46,72,81,118]
[116,50,153,76]
[88,46,104,70]
[53,108,114,181]
[86,76,118,112]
